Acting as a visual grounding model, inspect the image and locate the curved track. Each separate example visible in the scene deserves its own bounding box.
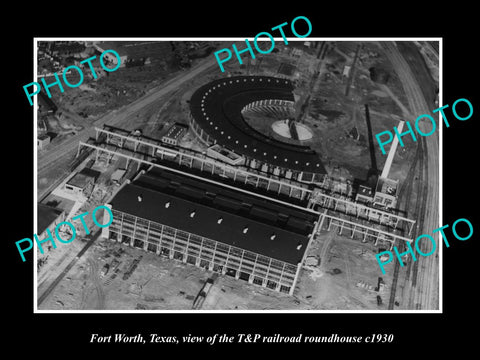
[189,76,325,175]
[381,42,439,310]
[389,133,424,309]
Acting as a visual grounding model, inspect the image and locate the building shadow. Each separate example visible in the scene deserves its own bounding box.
[364,103,379,186]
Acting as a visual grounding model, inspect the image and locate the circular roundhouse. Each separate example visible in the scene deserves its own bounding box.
[189,75,325,183]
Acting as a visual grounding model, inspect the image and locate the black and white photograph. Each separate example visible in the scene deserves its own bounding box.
[6,6,479,354]
[33,39,441,312]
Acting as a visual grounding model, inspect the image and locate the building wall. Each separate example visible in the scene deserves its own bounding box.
[64,183,84,195]
[161,137,177,146]
[189,114,323,185]
[373,193,396,208]
[240,99,294,112]
[206,146,245,166]
[39,211,66,240]
[108,208,299,295]
[38,138,50,150]
[356,194,373,204]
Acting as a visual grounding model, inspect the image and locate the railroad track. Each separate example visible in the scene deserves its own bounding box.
[413,136,437,310]
[38,57,218,186]
[403,142,423,283]
[387,136,421,309]
[380,42,439,310]
[38,233,98,307]
[410,137,428,309]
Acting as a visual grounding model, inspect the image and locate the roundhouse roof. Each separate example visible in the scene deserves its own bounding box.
[190,76,326,175]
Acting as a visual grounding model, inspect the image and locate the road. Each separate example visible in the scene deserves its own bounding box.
[380,42,439,310]
[37,56,218,198]
[37,230,100,307]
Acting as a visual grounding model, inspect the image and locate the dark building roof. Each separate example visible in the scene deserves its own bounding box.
[110,168,316,265]
[38,91,57,113]
[190,76,326,175]
[67,167,101,189]
[357,185,373,197]
[38,203,63,235]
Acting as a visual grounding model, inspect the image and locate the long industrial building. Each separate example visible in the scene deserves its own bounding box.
[106,167,318,295]
[189,75,326,183]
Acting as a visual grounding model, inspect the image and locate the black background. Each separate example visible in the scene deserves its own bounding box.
[5,4,478,355]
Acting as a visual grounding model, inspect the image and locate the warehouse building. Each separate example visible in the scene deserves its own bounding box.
[64,167,101,197]
[37,203,65,239]
[106,167,317,295]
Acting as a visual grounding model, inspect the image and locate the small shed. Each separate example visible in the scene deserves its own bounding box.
[161,123,188,146]
[38,134,51,150]
[111,169,127,185]
[65,167,100,195]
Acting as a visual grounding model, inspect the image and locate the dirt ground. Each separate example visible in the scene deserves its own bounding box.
[39,232,389,311]
[232,41,417,184]
[37,40,438,311]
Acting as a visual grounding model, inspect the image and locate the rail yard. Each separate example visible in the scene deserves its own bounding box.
[36,39,440,311]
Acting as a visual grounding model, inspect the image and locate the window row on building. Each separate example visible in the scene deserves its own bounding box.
[108,209,300,295]
[189,115,324,184]
[240,99,294,113]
